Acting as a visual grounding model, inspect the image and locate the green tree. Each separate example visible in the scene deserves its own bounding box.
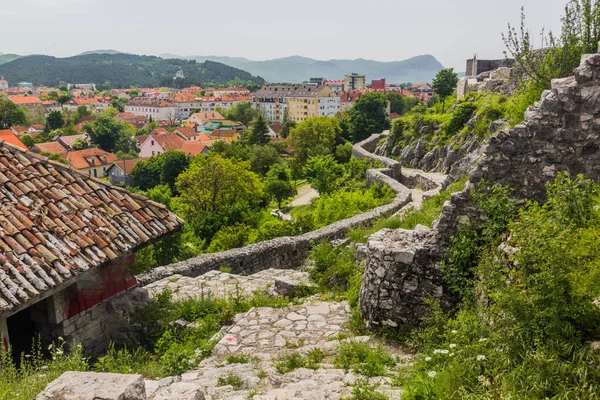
[76,105,91,119]
[20,134,34,148]
[432,68,458,112]
[131,155,163,190]
[22,104,46,126]
[83,107,136,153]
[245,114,271,145]
[45,110,64,132]
[288,117,341,170]
[349,92,390,143]
[57,92,72,104]
[386,92,406,114]
[71,137,88,150]
[249,145,281,175]
[303,155,343,194]
[174,154,265,240]
[0,98,26,129]
[266,180,296,209]
[160,150,190,192]
[223,101,259,126]
[280,120,296,138]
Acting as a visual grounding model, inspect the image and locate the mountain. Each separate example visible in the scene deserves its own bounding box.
[0,54,23,65]
[161,54,445,83]
[0,53,265,88]
[78,49,124,56]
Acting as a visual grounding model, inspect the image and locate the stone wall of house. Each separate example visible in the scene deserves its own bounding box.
[137,135,412,286]
[360,51,600,328]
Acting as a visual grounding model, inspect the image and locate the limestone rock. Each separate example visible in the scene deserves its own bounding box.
[36,372,146,400]
[149,382,206,400]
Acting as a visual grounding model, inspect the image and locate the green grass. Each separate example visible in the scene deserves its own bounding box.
[225,354,253,364]
[217,373,244,389]
[334,341,396,377]
[275,349,325,374]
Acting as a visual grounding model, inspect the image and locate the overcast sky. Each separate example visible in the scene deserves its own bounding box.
[0,0,568,70]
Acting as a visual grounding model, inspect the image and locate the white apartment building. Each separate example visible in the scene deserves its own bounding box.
[318,96,341,117]
[124,101,177,122]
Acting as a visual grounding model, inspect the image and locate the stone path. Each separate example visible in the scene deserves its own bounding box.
[146,300,408,400]
[145,268,314,302]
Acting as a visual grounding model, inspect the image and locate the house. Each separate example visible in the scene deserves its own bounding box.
[324,80,344,92]
[7,95,42,108]
[188,111,225,130]
[114,112,148,129]
[196,96,252,113]
[30,141,69,158]
[124,99,177,122]
[63,97,111,114]
[0,140,183,357]
[171,93,200,119]
[211,129,242,143]
[252,86,293,123]
[66,148,117,178]
[174,127,200,141]
[41,100,63,113]
[371,79,386,90]
[344,73,366,91]
[410,83,435,102]
[212,88,250,97]
[11,126,43,137]
[253,85,338,123]
[0,130,27,150]
[137,130,185,158]
[0,77,8,90]
[200,120,246,135]
[179,142,209,157]
[58,134,91,150]
[105,158,143,186]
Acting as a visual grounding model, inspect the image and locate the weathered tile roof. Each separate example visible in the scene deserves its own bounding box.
[0,140,184,314]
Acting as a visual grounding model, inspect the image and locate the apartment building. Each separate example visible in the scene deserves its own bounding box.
[344,73,366,91]
[254,85,338,123]
[124,99,177,122]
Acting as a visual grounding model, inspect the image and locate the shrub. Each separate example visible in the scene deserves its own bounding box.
[445,102,477,136]
[217,373,244,389]
[309,241,357,291]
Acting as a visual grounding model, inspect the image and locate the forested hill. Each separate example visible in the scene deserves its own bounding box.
[0,53,265,88]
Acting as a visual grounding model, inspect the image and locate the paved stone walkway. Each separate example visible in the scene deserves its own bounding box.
[145,300,407,400]
[145,269,314,302]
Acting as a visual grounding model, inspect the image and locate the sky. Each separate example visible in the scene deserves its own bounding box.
[0,0,568,70]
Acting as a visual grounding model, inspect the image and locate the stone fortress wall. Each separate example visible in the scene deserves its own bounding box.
[360,50,600,327]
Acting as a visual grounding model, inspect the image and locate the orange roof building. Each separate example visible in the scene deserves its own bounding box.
[66,148,117,178]
[0,130,27,150]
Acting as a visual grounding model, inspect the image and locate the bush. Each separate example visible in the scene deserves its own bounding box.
[445,102,477,136]
[309,241,357,291]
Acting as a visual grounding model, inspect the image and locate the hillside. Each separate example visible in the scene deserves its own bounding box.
[0,54,22,65]
[0,53,265,88]
[161,53,445,83]
[78,49,124,56]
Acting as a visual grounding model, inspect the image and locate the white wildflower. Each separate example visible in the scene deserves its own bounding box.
[427,371,437,378]
[478,375,491,387]
[477,355,486,361]
[425,357,432,361]
[450,330,457,334]
[449,343,457,348]
[38,374,46,378]
[449,353,455,357]
[433,349,441,354]
[55,349,64,356]
[440,349,449,355]
[479,338,487,342]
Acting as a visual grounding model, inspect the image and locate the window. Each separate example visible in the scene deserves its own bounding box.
[151,140,155,146]
[152,151,155,155]
[93,169,97,177]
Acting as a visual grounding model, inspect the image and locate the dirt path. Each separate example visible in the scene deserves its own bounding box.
[290,184,319,207]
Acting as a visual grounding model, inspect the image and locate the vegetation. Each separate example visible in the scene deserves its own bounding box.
[82,107,136,154]
[0,53,265,88]
[432,68,458,112]
[399,174,600,399]
[0,97,26,129]
[335,341,396,377]
[275,349,325,373]
[349,92,391,143]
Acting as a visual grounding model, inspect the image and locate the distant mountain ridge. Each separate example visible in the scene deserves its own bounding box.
[160,54,445,84]
[0,53,265,88]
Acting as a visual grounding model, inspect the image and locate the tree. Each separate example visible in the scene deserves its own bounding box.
[249,145,281,175]
[84,107,136,153]
[288,117,341,170]
[160,150,190,192]
[280,120,296,138]
[174,154,265,240]
[266,164,296,209]
[71,137,88,150]
[76,105,91,119]
[349,92,390,143]
[45,110,64,132]
[432,68,458,112]
[57,92,72,104]
[387,92,406,115]
[20,134,34,148]
[223,101,259,126]
[0,98,26,129]
[503,1,600,90]
[303,155,343,194]
[245,114,270,145]
[22,104,46,126]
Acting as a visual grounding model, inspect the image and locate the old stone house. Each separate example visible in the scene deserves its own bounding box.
[0,140,183,358]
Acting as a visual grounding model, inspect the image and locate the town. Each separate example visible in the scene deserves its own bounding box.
[0,72,435,183]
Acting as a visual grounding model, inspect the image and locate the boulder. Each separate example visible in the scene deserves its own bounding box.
[149,382,206,400]
[36,372,146,400]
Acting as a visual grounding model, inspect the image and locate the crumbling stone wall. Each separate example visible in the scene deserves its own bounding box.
[360,52,600,328]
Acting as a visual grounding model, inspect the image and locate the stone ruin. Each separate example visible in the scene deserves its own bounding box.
[360,50,600,327]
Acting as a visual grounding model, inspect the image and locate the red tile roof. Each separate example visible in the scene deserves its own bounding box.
[7,96,42,105]
[67,148,117,169]
[174,128,197,139]
[0,141,184,314]
[138,131,185,151]
[31,142,68,157]
[109,158,143,175]
[179,142,208,156]
[0,130,27,151]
